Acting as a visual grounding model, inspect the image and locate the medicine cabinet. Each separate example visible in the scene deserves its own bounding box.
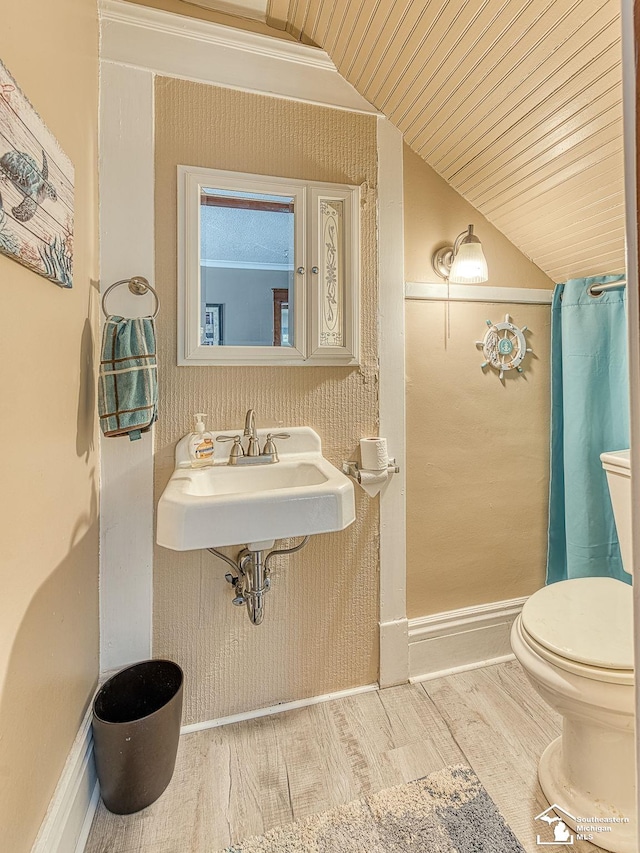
[178,166,360,366]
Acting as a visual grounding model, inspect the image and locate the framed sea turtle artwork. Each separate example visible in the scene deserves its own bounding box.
[0,59,74,288]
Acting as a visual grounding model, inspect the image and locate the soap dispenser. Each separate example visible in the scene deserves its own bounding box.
[189,413,215,467]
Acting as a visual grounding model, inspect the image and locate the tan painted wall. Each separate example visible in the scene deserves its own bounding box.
[404,145,554,618]
[0,1,99,850]
[154,78,379,724]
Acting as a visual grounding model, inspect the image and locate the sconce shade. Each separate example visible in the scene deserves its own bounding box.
[449,226,488,283]
[432,224,489,284]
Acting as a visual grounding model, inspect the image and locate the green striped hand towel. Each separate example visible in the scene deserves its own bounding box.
[99,315,158,441]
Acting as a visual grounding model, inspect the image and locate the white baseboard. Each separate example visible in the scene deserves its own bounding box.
[31,705,98,853]
[408,596,527,682]
[181,683,379,735]
[31,680,380,851]
[379,617,409,688]
[410,653,517,683]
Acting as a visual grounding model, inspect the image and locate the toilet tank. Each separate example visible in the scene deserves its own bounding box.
[601,450,632,577]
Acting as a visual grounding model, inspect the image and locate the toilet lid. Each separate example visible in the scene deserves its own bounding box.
[521,577,634,670]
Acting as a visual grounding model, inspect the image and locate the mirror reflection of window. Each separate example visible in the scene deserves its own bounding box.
[200,188,295,347]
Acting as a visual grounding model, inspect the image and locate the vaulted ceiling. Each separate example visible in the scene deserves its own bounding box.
[174,0,625,282]
[262,0,624,283]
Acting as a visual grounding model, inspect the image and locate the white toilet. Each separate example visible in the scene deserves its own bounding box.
[511,450,635,853]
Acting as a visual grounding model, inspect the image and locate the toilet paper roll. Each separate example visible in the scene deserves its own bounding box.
[360,437,388,471]
[358,469,388,497]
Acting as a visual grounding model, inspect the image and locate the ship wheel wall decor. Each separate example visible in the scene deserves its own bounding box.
[476,313,532,380]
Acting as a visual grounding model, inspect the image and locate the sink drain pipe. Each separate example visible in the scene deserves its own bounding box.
[208,536,310,625]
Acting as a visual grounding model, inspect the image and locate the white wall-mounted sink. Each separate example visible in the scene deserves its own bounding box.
[157,427,355,550]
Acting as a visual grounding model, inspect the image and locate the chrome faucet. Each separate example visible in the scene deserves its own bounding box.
[216,409,290,465]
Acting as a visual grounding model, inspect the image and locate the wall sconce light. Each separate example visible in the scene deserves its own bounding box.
[432,224,489,284]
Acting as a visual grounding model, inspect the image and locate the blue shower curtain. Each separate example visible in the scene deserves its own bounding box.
[546,275,629,584]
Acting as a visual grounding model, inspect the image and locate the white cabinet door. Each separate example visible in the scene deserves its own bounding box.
[308,185,360,365]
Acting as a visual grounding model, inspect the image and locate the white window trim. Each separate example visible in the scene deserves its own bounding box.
[201,259,294,271]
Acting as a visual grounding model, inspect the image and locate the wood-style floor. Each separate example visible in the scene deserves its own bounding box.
[85,661,598,853]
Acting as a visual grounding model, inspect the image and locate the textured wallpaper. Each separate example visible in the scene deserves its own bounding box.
[154,78,379,723]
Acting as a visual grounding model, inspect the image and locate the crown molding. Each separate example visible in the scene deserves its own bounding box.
[179,0,268,23]
[100,0,330,68]
[99,0,378,113]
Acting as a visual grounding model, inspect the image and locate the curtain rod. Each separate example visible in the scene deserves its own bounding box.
[588,280,627,295]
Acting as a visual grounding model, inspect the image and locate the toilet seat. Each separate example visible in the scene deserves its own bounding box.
[518,621,634,686]
[521,577,633,673]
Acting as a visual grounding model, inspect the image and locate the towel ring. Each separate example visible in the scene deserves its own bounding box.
[101,276,160,319]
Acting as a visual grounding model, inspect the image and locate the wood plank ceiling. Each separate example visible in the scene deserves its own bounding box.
[267,0,624,282]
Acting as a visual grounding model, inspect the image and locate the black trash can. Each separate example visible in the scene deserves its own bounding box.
[92,659,184,815]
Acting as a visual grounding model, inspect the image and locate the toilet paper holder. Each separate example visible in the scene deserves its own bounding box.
[342,459,400,483]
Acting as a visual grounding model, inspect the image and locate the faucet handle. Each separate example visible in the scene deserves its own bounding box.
[216,434,244,462]
[262,433,290,462]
